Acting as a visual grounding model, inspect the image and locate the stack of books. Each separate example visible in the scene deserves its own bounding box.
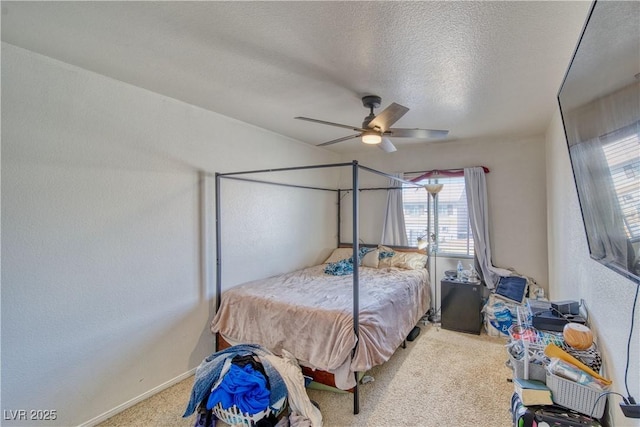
[512,378,552,406]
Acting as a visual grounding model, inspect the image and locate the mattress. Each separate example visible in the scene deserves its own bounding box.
[211,264,430,389]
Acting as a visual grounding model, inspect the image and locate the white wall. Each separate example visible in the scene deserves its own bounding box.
[1,43,339,426]
[219,176,338,289]
[546,110,640,427]
[338,135,549,288]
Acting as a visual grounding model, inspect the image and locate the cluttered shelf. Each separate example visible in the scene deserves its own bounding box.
[493,298,611,426]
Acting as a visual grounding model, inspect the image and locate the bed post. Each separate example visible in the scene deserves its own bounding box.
[215,172,222,350]
[337,190,341,248]
[351,160,360,415]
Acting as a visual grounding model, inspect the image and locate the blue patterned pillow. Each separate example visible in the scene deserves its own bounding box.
[324,247,372,275]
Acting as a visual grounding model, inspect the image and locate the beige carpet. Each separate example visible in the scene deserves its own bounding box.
[98,325,514,426]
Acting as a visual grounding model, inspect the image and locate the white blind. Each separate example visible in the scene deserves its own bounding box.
[402,173,474,256]
[602,125,640,242]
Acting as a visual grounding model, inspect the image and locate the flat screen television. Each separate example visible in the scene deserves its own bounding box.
[558,0,640,284]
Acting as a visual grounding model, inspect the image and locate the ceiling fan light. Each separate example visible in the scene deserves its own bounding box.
[362,131,382,144]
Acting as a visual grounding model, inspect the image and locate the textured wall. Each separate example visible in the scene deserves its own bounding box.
[1,43,338,426]
[546,110,640,427]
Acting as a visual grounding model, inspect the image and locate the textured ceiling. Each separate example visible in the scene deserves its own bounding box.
[1,1,593,153]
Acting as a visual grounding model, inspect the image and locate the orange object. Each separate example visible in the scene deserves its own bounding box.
[563,323,594,350]
[544,343,611,386]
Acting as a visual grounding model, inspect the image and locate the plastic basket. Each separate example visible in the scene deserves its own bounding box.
[508,325,565,352]
[507,324,603,374]
[546,372,606,419]
[506,325,555,384]
[211,399,287,426]
[509,354,547,384]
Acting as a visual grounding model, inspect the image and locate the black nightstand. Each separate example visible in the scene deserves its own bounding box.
[440,278,486,334]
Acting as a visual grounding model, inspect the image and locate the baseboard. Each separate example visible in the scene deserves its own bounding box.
[79,368,196,427]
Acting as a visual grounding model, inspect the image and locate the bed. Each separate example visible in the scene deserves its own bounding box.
[213,161,430,413]
[211,247,430,391]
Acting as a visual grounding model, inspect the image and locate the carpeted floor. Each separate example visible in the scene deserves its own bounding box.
[98,325,514,426]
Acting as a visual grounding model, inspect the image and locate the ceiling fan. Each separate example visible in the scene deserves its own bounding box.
[295,95,449,153]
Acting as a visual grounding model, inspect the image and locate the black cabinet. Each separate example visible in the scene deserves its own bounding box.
[440,278,485,335]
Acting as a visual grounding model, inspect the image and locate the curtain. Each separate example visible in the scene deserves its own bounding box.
[464,167,511,289]
[381,173,409,246]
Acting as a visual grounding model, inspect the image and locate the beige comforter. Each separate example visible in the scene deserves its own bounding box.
[211,265,430,389]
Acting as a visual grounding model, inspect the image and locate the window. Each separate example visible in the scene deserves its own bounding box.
[404,203,427,216]
[403,174,474,257]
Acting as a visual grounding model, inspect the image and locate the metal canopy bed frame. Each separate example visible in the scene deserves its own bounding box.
[214,160,423,414]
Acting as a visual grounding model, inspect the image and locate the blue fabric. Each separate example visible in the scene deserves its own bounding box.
[324,259,354,275]
[324,247,372,276]
[379,251,395,259]
[206,363,270,415]
[183,344,287,418]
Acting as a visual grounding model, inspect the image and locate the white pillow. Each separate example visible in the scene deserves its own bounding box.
[394,252,428,270]
[379,251,427,270]
[323,247,354,264]
[362,249,380,268]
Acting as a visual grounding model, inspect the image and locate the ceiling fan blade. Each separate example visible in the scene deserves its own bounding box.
[368,102,409,132]
[295,116,365,132]
[317,133,362,147]
[387,128,449,139]
[378,137,397,153]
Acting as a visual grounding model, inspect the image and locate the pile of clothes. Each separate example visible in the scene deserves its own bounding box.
[207,354,273,419]
[184,344,322,427]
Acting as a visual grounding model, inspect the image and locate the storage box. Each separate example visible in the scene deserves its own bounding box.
[546,372,606,419]
[510,354,547,384]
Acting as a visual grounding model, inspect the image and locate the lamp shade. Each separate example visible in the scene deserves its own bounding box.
[424,183,444,195]
[361,131,382,145]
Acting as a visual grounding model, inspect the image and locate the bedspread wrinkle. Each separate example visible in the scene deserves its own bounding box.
[211,265,429,389]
